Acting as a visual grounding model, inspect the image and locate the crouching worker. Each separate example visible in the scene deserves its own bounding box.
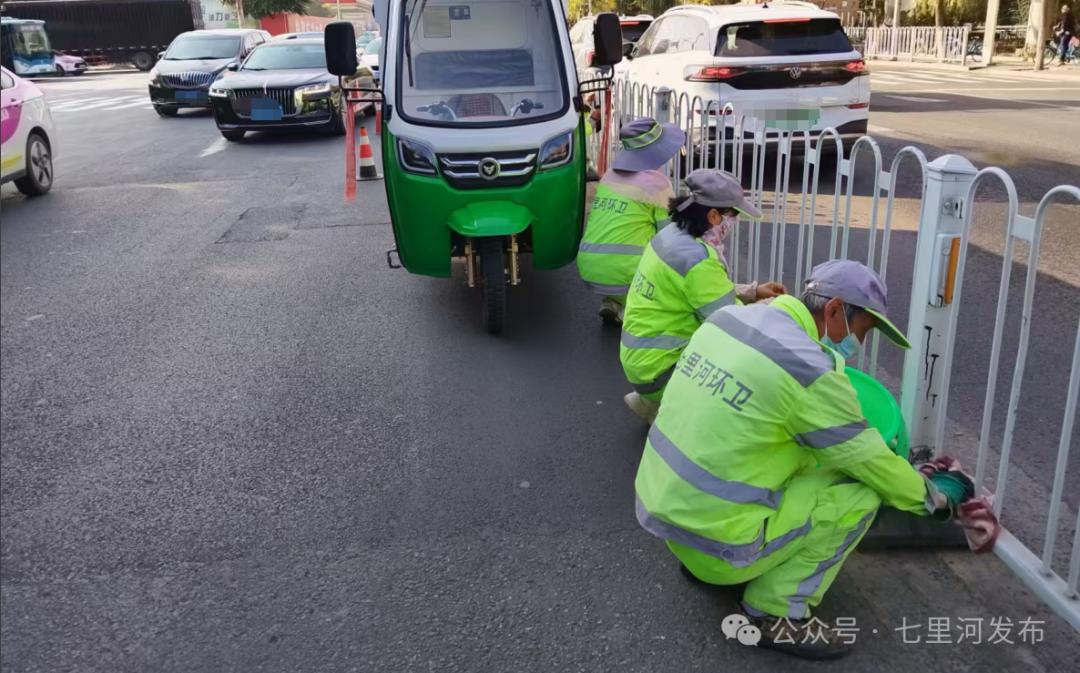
[619,169,785,422]
[633,259,970,660]
[577,118,684,324]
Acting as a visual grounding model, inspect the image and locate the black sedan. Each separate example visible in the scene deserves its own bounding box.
[207,39,373,142]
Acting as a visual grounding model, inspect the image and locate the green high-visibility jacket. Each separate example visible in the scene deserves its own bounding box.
[619,222,739,396]
[634,295,933,567]
[576,170,671,297]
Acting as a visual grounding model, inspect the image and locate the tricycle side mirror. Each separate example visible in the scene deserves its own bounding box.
[591,13,623,68]
[325,21,359,76]
[225,62,239,72]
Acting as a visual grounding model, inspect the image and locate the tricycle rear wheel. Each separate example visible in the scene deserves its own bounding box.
[479,237,506,334]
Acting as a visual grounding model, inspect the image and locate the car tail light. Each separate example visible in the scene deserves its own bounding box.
[844,59,868,74]
[685,66,743,82]
[846,102,870,109]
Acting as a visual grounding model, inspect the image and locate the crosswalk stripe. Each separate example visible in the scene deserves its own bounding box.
[53,96,147,112]
[49,96,111,109]
[100,99,155,110]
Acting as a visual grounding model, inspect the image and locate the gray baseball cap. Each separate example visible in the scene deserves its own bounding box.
[804,259,911,350]
[676,169,762,220]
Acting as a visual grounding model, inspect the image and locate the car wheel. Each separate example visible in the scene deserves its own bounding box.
[220,129,246,142]
[14,132,53,197]
[132,51,154,71]
[55,64,65,76]
[154,105,178,117]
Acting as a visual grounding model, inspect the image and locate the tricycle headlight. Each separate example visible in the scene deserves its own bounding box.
[396,138,437,175]
[538,131,573,170]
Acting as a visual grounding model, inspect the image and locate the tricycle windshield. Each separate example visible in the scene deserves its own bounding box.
[397,0,570,127]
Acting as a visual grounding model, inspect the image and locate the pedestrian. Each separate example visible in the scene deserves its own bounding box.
[1053,4,1076,65]
[633,259,972,659]
[619,169,785,423]
[577,118,684,325]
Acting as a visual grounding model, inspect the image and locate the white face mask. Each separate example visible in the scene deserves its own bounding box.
[701,213,738,262]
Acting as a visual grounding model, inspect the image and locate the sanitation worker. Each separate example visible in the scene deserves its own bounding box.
[577,118,684,325]
[620,169,785,422]
[633,259,971,659]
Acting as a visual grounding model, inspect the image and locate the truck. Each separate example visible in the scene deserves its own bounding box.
[0,0,199,71]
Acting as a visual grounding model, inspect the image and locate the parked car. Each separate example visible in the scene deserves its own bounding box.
[147,28,269,117]
[569,14,652,81]
[623,2,869,143]
[207,38,374,141]
[360,36,382,83]
[275,32,324,41]
[52,50,87,75]
[355,30,378,50]
[1,65,56,196]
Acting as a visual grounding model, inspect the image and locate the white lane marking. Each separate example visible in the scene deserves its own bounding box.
[55,96,146,112]
[100,98,155,110]
[886,94,948,103]
[199,137,228,158]
[893,89,1080,107]
[868,124,895,135]
[49,97,111,110]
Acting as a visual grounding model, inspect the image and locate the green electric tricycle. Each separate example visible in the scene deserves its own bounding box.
[325,1,621,333]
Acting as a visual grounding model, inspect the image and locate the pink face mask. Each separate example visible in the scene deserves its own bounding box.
[700,213,739,264]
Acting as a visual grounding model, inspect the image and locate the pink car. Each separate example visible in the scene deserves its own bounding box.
[1,66,57,196]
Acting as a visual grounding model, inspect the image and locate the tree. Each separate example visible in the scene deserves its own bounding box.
[223,0,309,19]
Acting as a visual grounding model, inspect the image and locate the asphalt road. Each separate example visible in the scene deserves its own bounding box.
[2,71,1079,672]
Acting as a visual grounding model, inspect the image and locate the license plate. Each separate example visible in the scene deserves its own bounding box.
[251,98,282,121]
[175,90,205,103]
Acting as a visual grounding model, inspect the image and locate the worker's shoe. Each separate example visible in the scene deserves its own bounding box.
[746,614,852,660]
[623,392,659,424]
[598,297,624,325]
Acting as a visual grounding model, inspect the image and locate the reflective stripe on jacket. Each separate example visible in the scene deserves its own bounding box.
[576,170,671,296]
[619,222,739,394]
[634,295,932,565]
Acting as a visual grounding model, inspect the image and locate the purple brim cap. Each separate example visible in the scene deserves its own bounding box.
[805,259,911,350]
[612,119,686,173]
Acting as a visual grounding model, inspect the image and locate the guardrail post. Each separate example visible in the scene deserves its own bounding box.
[652,87,674,179]
[899,155,978,456]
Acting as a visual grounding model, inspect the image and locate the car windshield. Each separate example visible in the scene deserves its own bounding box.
[364,38,383,56]
[165,35,240,60]
[243,43,327,70]
[716,18,853,57]
[399,0,567,127]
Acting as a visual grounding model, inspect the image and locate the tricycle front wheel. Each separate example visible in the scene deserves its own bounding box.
[479,237,506,334]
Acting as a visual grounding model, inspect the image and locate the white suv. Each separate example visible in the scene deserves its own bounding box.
[622,1,869,140]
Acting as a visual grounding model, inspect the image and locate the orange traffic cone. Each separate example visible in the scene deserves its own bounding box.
[356,126,382,181]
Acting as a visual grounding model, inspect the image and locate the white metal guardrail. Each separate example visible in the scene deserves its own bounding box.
[586,79,1080,631]
[860,25,972,65]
